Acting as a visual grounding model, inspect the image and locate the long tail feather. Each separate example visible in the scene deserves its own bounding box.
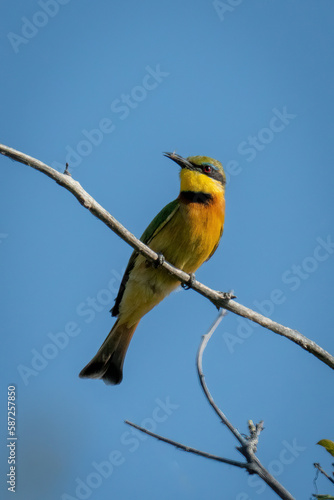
[79,320,139,385]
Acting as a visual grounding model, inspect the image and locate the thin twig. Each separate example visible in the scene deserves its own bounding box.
[196,308,248,447]
[1,143,333,371]
[196,309,264,453]
[314,463,334,485]
[124,420,250,469]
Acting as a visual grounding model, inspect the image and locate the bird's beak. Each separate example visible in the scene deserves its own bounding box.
[163,152,194,170]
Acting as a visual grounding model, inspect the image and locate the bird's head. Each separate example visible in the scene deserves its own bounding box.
[164,152,226,195]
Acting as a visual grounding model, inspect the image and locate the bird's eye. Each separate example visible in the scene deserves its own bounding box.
[203,165,212,174]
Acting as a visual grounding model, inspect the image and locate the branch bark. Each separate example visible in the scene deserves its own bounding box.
[1,143,334,371]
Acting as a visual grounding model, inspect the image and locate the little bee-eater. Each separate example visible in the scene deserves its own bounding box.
[79,152,226,385]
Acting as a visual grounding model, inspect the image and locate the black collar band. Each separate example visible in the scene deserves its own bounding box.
[180,191,213,204]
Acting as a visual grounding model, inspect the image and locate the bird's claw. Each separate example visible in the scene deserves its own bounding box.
[182,273,195,290]
[154,252,165,268]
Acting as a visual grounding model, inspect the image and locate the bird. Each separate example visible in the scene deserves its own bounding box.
[79,152,226,385]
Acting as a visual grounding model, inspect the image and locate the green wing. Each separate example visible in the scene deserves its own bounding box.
[140,199,179,245]
[111,199,180,316]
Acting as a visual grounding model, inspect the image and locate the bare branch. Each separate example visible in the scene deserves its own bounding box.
[314,463,334,485]
[125,309,295,499]
[1,143,333,371]
[124,420,250,470]
[196,308,248,447]
[196,309,265,455]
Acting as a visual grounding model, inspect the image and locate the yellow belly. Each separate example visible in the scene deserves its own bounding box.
[118,197,225,326]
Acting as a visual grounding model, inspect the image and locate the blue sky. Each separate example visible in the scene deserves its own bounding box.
[1,1,334,499]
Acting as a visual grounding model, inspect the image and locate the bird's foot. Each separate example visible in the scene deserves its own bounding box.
[154,252,165,268]
[182,273,196,290]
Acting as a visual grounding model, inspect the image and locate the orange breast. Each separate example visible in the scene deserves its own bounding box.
[118,193,225,327]
[150,193,225,273]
